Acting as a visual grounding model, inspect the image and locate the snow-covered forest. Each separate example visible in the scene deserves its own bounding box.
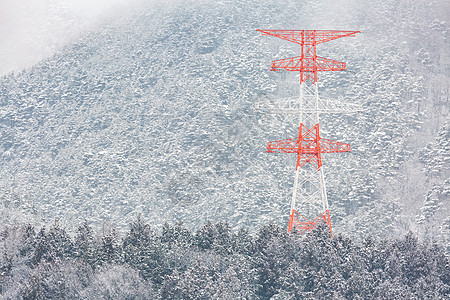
[0,218,448,299]
[0,0,449,295]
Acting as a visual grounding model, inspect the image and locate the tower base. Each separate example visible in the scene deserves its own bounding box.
[288,209,333,238]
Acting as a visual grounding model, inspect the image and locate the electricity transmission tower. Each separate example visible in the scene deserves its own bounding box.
[256,30,360,236]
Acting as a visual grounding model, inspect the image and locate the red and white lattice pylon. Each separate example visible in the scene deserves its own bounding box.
[256,30,360,237]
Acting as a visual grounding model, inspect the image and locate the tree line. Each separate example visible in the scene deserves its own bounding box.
[0,217,448,299]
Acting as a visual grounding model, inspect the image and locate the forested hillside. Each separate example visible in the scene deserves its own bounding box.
[0,219,448,299]
[0,0,448,252]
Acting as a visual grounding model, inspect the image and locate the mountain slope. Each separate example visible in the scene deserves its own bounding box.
[0,0,448,249]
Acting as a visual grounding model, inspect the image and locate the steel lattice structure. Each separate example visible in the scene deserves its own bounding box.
[267,124,351,171]
[257,29,360,237]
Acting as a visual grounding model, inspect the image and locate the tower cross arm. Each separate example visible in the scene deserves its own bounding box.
[256,29,360,45]
[270,56,346,72]
[319,138,351,153]
[314,31,360,44]
[266,138,300,153]
[315,56,346,71]
[267,137,350,154]
[255,96,363,114]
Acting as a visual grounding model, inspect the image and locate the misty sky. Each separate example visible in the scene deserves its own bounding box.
[0,0,139,76]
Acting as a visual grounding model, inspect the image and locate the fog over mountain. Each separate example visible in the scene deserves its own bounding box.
[0,0,141,76]
[0,0,448,251]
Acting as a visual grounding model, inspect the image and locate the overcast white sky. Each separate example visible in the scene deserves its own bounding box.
[0,0,139,76]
